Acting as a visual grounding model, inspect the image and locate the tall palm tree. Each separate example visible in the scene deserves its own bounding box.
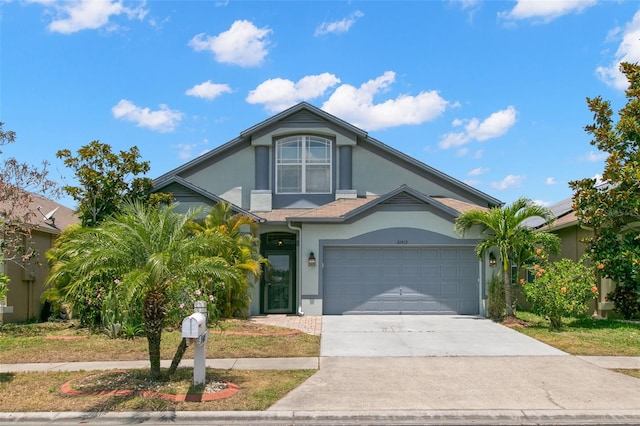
[454,197,556,318]
[188,201,263,318]
[46,202,238,379]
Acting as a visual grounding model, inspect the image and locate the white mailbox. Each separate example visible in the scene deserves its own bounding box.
[181,312,207,339]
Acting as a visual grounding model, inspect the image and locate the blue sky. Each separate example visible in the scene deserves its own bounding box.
[2,0,640,210]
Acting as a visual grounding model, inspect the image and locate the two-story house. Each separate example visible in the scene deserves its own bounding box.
[153,103,503,317]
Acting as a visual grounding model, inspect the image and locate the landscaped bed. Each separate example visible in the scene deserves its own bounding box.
[0,319,319,412]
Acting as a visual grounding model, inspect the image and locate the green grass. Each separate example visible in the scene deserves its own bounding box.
[511,311,640,356]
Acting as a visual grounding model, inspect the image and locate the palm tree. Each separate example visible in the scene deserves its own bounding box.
[454,197,557,318]
[46,201,238,379]
[188,201,263,318]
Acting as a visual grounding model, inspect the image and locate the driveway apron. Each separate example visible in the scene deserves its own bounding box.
[320,315,566,357]
[270,315,640,413]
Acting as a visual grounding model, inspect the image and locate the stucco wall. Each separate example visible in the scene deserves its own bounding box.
[351,147,473,202]
[293,210,485,316]
[2,230,54,323]
[184,148,255,209]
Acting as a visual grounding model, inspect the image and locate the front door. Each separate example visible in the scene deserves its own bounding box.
[263,252,293,313]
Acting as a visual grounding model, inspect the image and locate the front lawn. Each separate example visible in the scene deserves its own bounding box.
[509,311,640,356]
[0,319,320,412]
[0,319,320,363]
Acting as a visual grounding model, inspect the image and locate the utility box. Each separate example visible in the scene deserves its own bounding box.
[181,312,206,339]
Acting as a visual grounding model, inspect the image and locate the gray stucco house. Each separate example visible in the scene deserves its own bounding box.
[153,103,503,317]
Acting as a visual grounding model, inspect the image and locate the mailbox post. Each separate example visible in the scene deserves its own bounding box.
[181,306,208,386]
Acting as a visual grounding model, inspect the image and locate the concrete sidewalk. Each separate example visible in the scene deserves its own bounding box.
[0,357,319,373]
[2,354,639,372]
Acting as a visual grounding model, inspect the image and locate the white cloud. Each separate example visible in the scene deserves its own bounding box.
[112,99,183,132]
[596,10,640,90]
[545,177,556,185]
[321,71,450,131]
[189,20,271,67]
[533,199,553,207]
[500,0,596,23]
[174,140,210,160]
[582,150,608,162]
[315,10,364,36]
[491,174,525,190]
[450,0,480,10]
[246,73,341,113]
[185,81,232,100]
[439,106,517,149]
[468,167,489,176]
[28,0,148,34]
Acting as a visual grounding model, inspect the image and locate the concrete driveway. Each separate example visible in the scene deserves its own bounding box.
[321,315,566,356]
[270,315,640,417]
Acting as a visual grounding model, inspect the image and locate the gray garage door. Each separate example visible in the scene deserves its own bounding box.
[323,246,479,315]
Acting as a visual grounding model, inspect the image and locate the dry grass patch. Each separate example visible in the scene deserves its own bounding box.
[0,319,320,363]
[0,368,315,412]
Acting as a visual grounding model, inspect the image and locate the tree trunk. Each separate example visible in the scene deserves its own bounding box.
[503,264,514,318]
[167,338,188,378]
[143,290,166,380]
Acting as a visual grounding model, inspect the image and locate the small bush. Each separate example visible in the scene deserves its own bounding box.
[607,284,640,320]
[523,256,598,329]
[487,274,505,321]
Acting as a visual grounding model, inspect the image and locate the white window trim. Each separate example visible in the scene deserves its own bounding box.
[275,136,332,194]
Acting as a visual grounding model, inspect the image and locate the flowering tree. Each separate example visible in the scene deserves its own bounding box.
[0,123,58,278]
[523,254,598,329]
[569,62,640,319]
[46,201,243,379]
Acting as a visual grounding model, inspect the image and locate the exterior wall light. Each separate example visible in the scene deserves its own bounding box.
[308,252,317,267]
[489,252,497,267]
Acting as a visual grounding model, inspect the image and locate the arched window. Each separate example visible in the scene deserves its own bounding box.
[275,135,331,194]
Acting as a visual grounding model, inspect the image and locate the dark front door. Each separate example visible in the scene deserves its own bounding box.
[264,252,294,313]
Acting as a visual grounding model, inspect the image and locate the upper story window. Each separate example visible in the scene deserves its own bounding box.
[275,135,332,194]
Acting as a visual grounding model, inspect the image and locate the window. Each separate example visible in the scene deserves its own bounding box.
[276,136,331,194]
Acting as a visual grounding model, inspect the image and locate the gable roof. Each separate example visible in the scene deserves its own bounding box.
[153,176,266,222]
[153,102,502,208]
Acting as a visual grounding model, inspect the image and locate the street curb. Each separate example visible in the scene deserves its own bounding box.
[3,409,640,425]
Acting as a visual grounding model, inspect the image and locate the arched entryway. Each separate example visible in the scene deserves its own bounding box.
[260,232,297,314]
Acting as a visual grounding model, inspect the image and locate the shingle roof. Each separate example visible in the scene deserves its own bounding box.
[255,197,375,223]
[0,192,78,234]
[254,189,487,224]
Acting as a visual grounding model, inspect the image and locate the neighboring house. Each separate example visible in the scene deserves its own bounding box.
[525,198,613,316]
[153,103,503,317]
[0,193,78,323]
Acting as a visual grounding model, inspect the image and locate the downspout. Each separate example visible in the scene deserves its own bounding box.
[287,222,304,316]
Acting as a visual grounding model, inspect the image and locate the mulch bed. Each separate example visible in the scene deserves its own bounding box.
[60,371,239,402]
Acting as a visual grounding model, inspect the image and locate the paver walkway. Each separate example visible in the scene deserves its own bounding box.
[248,314,322,336]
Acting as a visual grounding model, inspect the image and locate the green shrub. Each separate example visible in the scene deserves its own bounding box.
[607,284,640,320]
[523,256,598,329]
[0,274,9,301]
[487,273,505,321]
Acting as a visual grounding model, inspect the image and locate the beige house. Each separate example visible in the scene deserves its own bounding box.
[526,198,614,316]
[0,193,78,323]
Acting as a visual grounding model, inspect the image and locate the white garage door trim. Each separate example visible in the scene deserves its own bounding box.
[323,245,479,315]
